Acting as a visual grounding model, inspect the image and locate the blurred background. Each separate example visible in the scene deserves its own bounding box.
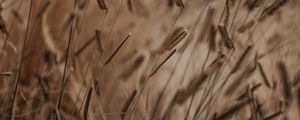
[0,0,299,119]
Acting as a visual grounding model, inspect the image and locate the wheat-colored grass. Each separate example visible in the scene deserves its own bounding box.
[0,0,299,120]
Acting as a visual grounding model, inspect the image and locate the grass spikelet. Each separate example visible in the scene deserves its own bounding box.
[258,62,271,88]
[175,0,184,8]
[121,89,137,120]
[36,1,51,18]
[9,0,34,118]
[55,107,62,120]
[126,0,149,17]
[208,25,217,51]
[262,111,283,120]
[254,99,263,118]
[214,98,251,120]
[63,12,77,31]
[248,86,260,119]
[218,25,234,50]
[244,0,263,11]
[176,56,224,104]
[95,29,104,52]
[157,27,188,54]
[231,45,253,74]
[168,0,174,8]
[127,0,133,12]
[36,73,50,101]
[0,72,12,77]
[297,88,300,115]
[11,10,23,23]
[121,55,145,79]
[0,14,8,36]
[74,36,96,56]
[200,8,215,44]
[176,73,209,104]
[52,22,74,120]
[277,61,292,102]
[149,49,176,77]
[104,33,131,65]
[259,0,288,21]
[264,0,288,15]
[293,70,300,87]
[223,0,230,27]
[93,79,101,96]
[83,87,93,120]
[96,0,108,11]
[225,60,257,96]
[238,20,255,33]
[237,83,262,101]
[78,0,89,9]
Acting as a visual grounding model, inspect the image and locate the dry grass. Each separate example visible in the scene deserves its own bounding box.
[0,0,299,119]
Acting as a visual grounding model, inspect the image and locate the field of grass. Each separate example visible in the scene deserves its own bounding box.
[0,0,299,119]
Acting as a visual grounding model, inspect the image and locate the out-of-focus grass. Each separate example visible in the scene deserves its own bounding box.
[0,0,299,119]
